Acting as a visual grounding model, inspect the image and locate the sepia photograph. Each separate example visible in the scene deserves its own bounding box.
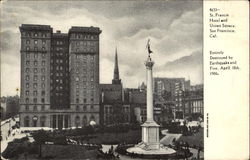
[1,1,204,159]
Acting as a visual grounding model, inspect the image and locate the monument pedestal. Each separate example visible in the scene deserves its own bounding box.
[141,121,160,150]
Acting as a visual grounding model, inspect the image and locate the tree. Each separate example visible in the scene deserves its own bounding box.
[32,130,49,157]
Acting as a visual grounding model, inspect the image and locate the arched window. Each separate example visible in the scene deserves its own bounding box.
[24,116,29,127]
[40,116,46,127]
[75,116,80,128]
[76,105,79,111]
[90,115,95,121]
[82,116,87,126]
[32,116,38,127]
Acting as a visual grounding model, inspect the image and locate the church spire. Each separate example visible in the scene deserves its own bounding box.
[112,46,121,84]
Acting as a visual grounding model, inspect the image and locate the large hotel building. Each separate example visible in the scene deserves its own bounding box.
[19,24,101,129]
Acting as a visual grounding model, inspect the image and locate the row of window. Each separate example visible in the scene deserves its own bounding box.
[26,53,46,59]
[75,98,94,103]
[25,105,45,111]
[25,75,46,81]
[22,32,49,37]
[75,77,94,82]
[26,60,46,66]
[25,68,46,73]
[26,83,45,89]
[75,105,94,111]
[75,90,94,96]
[75,48,96,53]
[26,39,46,45]
[25,98,45,103]
[75,83,95,89]
[51,59,67,64]
[75,41,96,46]
[25,46,47,51]
[23,115,47,127]
[25,90,45,96]
[75,54,95,60]
[71,34,98,39]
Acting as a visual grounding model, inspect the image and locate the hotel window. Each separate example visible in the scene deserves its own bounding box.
[42,40,46,45]
[34,68,38,73]
[42,83,45,89]
[34,40,38,44]
[26,53,30,58]
[25,75,29,81]
[83,98,86,103]
[33,98,37,103]
[25,68,30,73]
[33,105,37,111]
[34,33,38,37]
[41,76,45,81]
[83,105,87,111]
[76,84,79,89]
[90,105,94,109]
[76,77,79,82]
[26,83,29,88]
[34,75,38,81]
[25,98,29,103]
[26,46,30,51]
[41,98,45,103]
[42,53,46,58]
[76,42,79,46]
[42,47,45,51]
[33,83,37,89]
[25,105,29,111]
[76,105,79,111]
[42,61,45,66]
[76,98,79,103]
[34,54,38,58]
[34,47,38,51]
[33,91,37,96]
[26,61,30,65]
[42,33,46,37]
[25,91,29,96]
[34,61,38,66]
[41,105,45,111]
[41,68,45,73]
[26,40,30,44]
[41,91,45,96]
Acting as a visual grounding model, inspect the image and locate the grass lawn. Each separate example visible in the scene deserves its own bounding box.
[14,144,99,160]
[177,128,204,148]
[88,129,141,145]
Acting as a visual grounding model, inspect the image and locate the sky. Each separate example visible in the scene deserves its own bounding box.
[1,0,203,96]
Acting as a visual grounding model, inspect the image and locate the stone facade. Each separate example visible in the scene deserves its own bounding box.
[19,24,101,128]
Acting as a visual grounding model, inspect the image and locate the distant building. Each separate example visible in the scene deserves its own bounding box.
[100,48,130,125]
[183,84,203,119]
[19,24,102,128]
[1,96,19,120]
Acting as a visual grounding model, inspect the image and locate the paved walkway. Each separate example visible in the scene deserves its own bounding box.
[160,130,182,145]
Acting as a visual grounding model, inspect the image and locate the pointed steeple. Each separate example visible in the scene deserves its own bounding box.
[112,46,121,84]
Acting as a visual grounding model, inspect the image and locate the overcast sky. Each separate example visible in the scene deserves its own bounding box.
[1,0,203,96]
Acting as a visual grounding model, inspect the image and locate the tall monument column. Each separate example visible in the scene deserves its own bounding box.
[140,41,160,150]
[145,57,154,122]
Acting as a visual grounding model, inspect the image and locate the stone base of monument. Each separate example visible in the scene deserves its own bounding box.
[125,120,176,158]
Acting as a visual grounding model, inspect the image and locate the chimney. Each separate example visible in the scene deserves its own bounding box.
[56,30,61,33]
